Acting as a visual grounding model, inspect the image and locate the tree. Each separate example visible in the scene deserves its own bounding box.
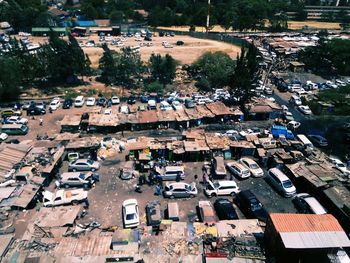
[149,53,177,88]
[229,45,260,108]
[98,44,117,85]
[269,12,288,32]
[0,56,22,101]
[68,34,91,80]
[191,51,235,90]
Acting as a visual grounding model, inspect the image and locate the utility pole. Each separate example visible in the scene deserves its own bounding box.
[206,0,211,34]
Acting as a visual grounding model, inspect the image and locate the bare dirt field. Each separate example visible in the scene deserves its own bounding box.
[25,34,241,68]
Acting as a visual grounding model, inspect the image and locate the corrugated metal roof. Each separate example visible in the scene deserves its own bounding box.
[270,213,344,233]
[280,231,350,249]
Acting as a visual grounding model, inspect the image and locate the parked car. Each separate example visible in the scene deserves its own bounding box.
[122,199,140,228]
[184,99,195,108]
[1,124,28,135]
[140,95,149,103]
[27,106,46,115]
[120,105,129,114]
[214,198,238,220]
[127,96,137,104]
[287,121,301,130]
[289,95,302,106]
[293,193,327,214]
[104,109,112,115]
[42,189,87,207]
[298,105,312,115]
[154,166,185,181]
[58,172,99,189]
[96,97,107,107]
[0,133,8,141]
[308,135,328,147]
[205,180,240,197]
[3,116,28,125]
[35,102,46,109]
[163,182,197,198]
[267,168,296,197]
[283,111,294,122]
[68,159,100,172]
[74,96,85,107]
[1,108,22,117]
[86,97,96,106]
[212,156,227,178]
[329,157,350,177]
[120,161,138,180]
[226,161,251,179]
[176,40,184,45]
[236,190,268,222]
[239,157,264,177]
[198,201,217,225]
[264,86,273,95]
[111,96,120,104]
[62,98,73,109]
[49,98,61,111]
[172,100,183,110]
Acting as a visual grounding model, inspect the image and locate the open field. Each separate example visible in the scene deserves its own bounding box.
[25,34,241,68]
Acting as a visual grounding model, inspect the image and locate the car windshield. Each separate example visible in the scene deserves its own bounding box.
[282,180,293,188]
[87,160,94,165]
[338,163,345,168]
[126,213,136,220]
[79,173,86,180]
[251,200,262,211]
[250,163,259,169]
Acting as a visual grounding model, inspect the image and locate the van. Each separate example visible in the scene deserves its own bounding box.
[166,202,179,221]
[155,166,185,181]
[160,101,172,111]
[226,161,251,179]
[1,124,28,135]
[268,168,296,197]
[290,95,302,106]
[296,134,314,148]
[147,99,156,110]
[212,156,227,178]
[74,96,85,107]
[205,180,240,197]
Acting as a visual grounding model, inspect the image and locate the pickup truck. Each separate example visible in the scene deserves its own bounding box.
[42,189,88,207]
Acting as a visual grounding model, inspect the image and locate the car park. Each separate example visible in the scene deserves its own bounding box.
[267,168,296,197]
[283,111,294,122]
[63,98,73,109]
[239,157,264,177]
[214,198,238,220]
[57,172,99,189]
[163,182,197,199]
[205,180,240,197]
[236,190,268,222]
[122,199,139,228]
[3,116,28,125]
[1,108,22,117]
[308,135,328,147]
[68,159,100,172]
[198,201,216,225]
[86,97,96,106]
[49,98,61,111]
[226,161,251,179]
[111,96,120,104]
[293,193,327,214]
[298,105,312,115]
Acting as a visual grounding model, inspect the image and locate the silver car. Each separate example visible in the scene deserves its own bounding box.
[163,182,198,199]
[68,159,100,172]
[58,172,99,189]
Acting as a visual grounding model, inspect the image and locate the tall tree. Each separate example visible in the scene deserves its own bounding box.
[98,43,117,85]
[149,53,177,87]
[0,56,22,101]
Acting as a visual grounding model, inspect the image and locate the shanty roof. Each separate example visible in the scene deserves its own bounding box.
[246,98,282,113]
[183,140,209,152]
[138,110,158,124]
[12,184,40,209]
[60,115,81,126]
[0,234,14,258]
[270,213,350,249]
[0,144,32,178]
[36,206,81,228]
[157,110,177,122]
[196,105,215,118]
[0,187,16,203]
[206,101,238,116]
[89,113,119,127]
[205,134,231,150]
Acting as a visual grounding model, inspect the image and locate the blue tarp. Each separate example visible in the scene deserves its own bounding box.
[74,20,97,27]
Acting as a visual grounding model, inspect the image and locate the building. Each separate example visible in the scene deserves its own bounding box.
[265,213,350,262]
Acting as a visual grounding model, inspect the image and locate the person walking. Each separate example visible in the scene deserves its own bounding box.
[155,184,161,196]
[202,173,207,185]
[39,118,43,126]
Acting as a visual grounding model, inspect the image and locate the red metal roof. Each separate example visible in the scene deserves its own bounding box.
[270,213,344,233]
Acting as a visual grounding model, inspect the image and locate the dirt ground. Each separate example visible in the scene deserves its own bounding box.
[25,34,241,67]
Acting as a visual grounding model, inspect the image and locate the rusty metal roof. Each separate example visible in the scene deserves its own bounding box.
[270,213,344,233]
[137,110,158,124]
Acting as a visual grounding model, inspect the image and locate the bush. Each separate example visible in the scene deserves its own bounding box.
[144,81,163,93]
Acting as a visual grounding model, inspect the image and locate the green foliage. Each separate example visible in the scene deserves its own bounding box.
[191,51,235,90]
[269,12,288,32]
[144,81,163,93]
[229,45,260,107]
[149,53,177,87]
[0,56,22,101]
[299,38,350,77]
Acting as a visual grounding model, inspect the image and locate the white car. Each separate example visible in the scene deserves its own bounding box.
[111,96,120,104]
[86,97,96,106]
[0,133,8,141]
[104,109,112,115]
[281,105,288,111]
[239,157,264,177]
[49,98,61,111]
[120,105,129,114]
[226,161,251,179]
[329,157,350,177]
[4,116,28,125]
[326,81,338,89]
[172,101,182,110]
[122,199,140,228]
[298,105,312,115]
[335,79,347,87]
[293,193,327,215]
[287,121,301,130]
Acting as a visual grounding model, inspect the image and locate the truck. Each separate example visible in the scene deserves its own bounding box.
[271,125,294,140]
[42,189,88,207]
